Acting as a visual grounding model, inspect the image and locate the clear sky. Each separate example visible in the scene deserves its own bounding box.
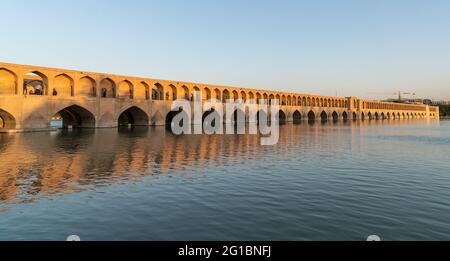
[1,0,449,100]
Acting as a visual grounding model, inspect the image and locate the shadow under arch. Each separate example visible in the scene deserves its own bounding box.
[203,108,221,127]
[52,105,96,128]
[276,110,286,124]
[256,109,268,124]
[320,111,328,122]
[332,111,339,121]
[308,110,316,124]
[165,108,189,127]
[293,110,302,124]
[0,108,16,129]
[118,106,149,126]
[343,111,348,121]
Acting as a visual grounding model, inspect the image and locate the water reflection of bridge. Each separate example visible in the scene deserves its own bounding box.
[0,120,439,204]
[0,62,439,132]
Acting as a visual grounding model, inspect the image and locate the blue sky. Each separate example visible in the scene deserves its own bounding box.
[1,0,449,100]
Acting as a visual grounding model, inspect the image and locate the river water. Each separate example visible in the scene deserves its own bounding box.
[0,120,449,240]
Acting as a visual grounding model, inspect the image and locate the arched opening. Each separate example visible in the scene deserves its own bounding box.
[256,93,262,104]
[352,112,357,120]
[167,84,177,101]
[24,71,48,95]
[374,112,379,120]
[222,89,230,102]
[78,76,96,97]
[342,111,348,121]
[51,105,95,129]
[232,109,245,126]
[165,108,189,127]
[53,74,73,96]
[203,108,220,127]
[241,91,247,103]
[135,81,150,99]
[320,111,328,122]
[179,85,190,100]
[257,110,268,124]
[277,110,286,124]
[248,92,254,103]
[281,95,286,105]
[0,68,17,95]
[192,87,200,101]
[232,90,239,102]
[381,112,385,120]
[118,80,133,99]
[308,111,316,122]
[152,83,164,100]
[118,106,149,126]
[213,89,220,101]
[361,112,365,120]
[100,78,116,98]
[203,87,212,101]
[293,110,302,124]
[0,108,16,129]
[332,111,339,121]
[368,112,373,120]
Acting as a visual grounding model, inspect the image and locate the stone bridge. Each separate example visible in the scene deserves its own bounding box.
[0,62,439,132]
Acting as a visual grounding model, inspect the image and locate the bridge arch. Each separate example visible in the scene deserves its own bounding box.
[342,111,348,121]
[136,81,150,99]
[256,109,267,124]
[78,76,96,97]
[51,105,96,128]
[293,110,302,124]
[179,85,190,100]
[214,88,221,101]
[232,108,246,126]
[232,90,239,101]
[240,91,247,102]
[0,68,17,95]
[308,110,316,121]
[277,110,286,124]
[332,111,339,121]
[222,89,230,102]
[248,92,254,103]
[100,78,116,98]
[167,84,177,101]
[152,83,164,100]
[166,107,189,127]
[0,108,16,129]
[192,86,200,100]
[202,87,211,101]
[320,111,328,122]
[24,71,48,95]
[53,74,74,96]
[118,106,149,126]
[118,80,133,99]
[203,108,221,127]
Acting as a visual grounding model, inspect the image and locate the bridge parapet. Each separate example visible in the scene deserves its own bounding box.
[0,62,440,131]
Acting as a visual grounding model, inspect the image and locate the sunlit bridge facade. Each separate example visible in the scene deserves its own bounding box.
[0,62,439,132]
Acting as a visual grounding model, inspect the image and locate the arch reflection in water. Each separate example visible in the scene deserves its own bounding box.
[0,120,438,206]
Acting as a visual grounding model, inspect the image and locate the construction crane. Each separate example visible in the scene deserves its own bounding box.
[368,91,416,102]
